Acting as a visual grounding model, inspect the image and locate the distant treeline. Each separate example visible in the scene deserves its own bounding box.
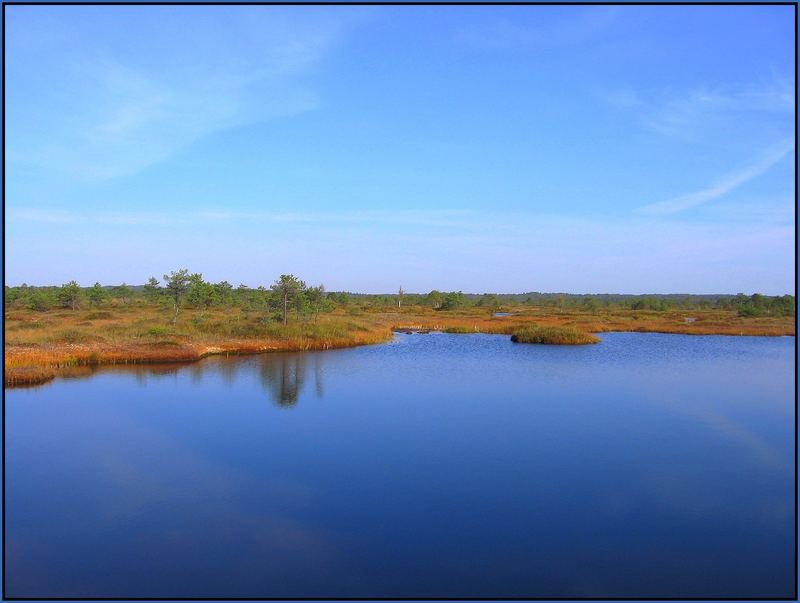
[4,272,796,319]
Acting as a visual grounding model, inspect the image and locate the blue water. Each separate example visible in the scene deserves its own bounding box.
[5,333,795,598]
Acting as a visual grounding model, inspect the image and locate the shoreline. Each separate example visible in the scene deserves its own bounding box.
[5,331,395,388]
[5,320,794,388]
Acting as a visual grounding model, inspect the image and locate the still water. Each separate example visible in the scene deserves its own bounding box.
[5,333,795,598]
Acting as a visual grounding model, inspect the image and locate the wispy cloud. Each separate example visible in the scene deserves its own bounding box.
[454,6,619,50]
[7,7,364,181]
[602,80,794,141]
[637,139,794,216]
[600,88,643,109]
[9,208,172,225]
[9,207,476,228]
[189,208,474,227]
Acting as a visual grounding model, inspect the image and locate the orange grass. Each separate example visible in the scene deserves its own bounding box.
[391,306,795,337]
[5,305,393,386]
[511,325,600,345]
[5,303,794,387]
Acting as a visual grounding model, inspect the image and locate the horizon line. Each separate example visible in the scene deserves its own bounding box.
[4,282,794,297]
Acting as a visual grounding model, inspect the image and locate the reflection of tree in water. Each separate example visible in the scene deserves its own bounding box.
[218,358,239,386]
[190,363,204,384]
[259,353,325,407]
[134,365,180,385]
[260,354,305,407]
[314,355,324,399]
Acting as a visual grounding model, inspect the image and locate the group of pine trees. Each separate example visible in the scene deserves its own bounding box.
[4,272,336,325]
[3,273,795,319]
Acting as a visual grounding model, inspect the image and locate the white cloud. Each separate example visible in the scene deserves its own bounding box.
[637,140,794,216]
[454,6,619,50]
[9,208,171,225]
[9,207,476,228]
[7,7,363,181]
[602,80,794,141]
[600,88,642,109]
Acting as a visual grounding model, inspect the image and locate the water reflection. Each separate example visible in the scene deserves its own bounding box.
[66,352,327,408]
[314,356,324,399]
[190,363,204,384]
[258,353,324,407]
[132,365,180,385]
[6,333,794,598]
[219,358,239,386]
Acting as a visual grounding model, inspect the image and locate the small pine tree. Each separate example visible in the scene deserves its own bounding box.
[58,281,83,310]
[143,277,161,302]
[87,282,108,307]
[164,269,192,324]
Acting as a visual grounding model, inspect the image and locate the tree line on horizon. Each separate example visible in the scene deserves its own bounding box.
[3,271,796,320]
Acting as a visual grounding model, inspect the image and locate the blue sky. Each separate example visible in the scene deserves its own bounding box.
[4,5,795,294]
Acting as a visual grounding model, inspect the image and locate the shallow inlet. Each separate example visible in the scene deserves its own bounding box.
[5,332,795,598]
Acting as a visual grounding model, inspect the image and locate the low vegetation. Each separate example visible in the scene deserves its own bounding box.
[511,325,600,345]
[442,326,476,334]
[4,271,795,386]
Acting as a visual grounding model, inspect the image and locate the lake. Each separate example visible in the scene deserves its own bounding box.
[4,332,795,598]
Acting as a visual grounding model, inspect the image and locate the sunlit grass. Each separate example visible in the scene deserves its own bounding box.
[442,326,476,333]
[4,302,794,386]
[511,325,600,345]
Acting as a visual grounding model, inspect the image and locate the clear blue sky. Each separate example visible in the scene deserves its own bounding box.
[5,5,795,294]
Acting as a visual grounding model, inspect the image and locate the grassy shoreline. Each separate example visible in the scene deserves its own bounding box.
[5,305,795,387]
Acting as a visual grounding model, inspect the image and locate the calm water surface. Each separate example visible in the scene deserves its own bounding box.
[5,333,795,598]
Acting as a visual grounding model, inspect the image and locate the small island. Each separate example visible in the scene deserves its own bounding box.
[511,325,600,345]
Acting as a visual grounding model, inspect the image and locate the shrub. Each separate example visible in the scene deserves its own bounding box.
[147,326,174,337]
[440,291,467,310]
[55,330,106,344]
[28,291,54,312]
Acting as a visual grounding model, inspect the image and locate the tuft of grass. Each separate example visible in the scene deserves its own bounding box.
[443,326,475,334]
[146,326,174,337]
[54,329,107,344]
[511,325,599,345]
[85,311,114,320]
[4,365,57,386]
